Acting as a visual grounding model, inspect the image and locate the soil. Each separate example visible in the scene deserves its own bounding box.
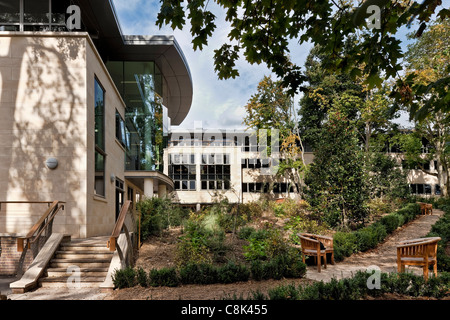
[105,209,448,300]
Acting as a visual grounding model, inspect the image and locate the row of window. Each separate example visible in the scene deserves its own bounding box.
[169,153,232,165]
[242,182,296,194]
[410,184,441,195]
[0,0,79,31]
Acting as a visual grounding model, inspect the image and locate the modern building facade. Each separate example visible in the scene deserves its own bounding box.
[164,128,443,209]
[164,128,309,209]
[0,0,193,240]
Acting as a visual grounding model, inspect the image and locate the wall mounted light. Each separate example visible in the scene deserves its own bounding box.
[45,158,58,170]
[110,174,116,183]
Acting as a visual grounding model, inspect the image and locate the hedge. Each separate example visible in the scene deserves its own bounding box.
[334,202,421,262]
[257,271,450,300]
[112,256,306,289]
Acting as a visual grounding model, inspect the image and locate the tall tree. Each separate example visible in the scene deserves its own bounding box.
[400,19,450,196]
[157,0,449,120]
[243,75,305,196]
[304,111,368,229]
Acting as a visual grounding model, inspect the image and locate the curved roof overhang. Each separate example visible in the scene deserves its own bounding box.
[74,0,193,125]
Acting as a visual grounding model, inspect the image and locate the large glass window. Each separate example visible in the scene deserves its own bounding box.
[106,61,167,172]
[200,153,230,191]
[94,78,106,196]
[168,153,196,191]
[116,110,128,148]
[0,1,20,23]
[23,0,48,23]
[0,0,78,31]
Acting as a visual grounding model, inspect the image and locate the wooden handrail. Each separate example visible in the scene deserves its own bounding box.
[108,200,132,252]
[5,201,66,252]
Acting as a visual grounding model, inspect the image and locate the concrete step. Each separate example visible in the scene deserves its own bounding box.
[55,251,113,259]
[39,276,106,288]
[59,244,110,252]
[50,260,111,268]
[46,267,109,277]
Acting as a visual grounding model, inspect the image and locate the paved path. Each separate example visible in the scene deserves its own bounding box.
[304,209,445,282]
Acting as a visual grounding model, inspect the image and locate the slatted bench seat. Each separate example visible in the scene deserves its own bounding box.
[396,237,441,281]
[418,202,433,215]
[299,233,334,273]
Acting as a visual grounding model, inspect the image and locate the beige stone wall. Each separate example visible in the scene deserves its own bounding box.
[0,33,88,237]
[0,32,126,238]
[85,38,126,237]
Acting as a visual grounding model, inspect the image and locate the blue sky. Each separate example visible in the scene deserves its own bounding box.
[111,0,448,130]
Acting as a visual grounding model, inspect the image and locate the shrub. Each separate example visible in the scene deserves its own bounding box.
[250,250,306,281]
[237,226,256,240]
[178,263,219,285]
[136,267,148,287]
[148,267,180,287]
[112,267,136,289]
[333,232,358,261]
[379,214,400,233]
[138,197,189,240]
[355,223,387,252]
[217,261,250,283]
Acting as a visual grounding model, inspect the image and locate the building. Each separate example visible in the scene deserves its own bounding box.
[0,0,193,243]
[164,128,311,209]
[164,128,443,208]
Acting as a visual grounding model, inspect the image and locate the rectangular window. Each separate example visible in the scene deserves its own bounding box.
[0,1,20,23]
[169,164,196,191]
[94,78,106,196]
[23,0,49,24]
[435,184,441,195]
[116,110,127,148]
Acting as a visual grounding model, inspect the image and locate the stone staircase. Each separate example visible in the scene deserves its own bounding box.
[39,236,113,288]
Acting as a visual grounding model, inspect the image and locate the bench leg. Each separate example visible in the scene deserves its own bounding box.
[433,263,438,278]
[423,265,429,282]
[323,254,327,269]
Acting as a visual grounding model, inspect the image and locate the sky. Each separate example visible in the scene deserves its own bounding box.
[110,0,448,131]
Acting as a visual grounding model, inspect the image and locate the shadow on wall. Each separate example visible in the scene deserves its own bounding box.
[0,35,87,236]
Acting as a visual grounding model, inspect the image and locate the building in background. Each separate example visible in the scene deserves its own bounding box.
[164,128,311,209]
[164,128,442,209]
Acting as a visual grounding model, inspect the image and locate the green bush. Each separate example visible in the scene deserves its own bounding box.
[379,214,400,233]
[333,232,358,261]
[237,226,256,240]
[136,267,148,287]
[217,261,250,283]
[355,223,387,252]
[250,251,306,281]
[247,271,450,300]
[138,197,189,240]
[112,267,137,289]
[176,218,229,266]
[178,263,219,285]
[148,267,180,287]
[426,200,450,272]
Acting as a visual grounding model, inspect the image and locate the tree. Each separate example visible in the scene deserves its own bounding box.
[156,0,449,120]
[303,111,368,229]
[242,75,305,196]
[398,19,450,196]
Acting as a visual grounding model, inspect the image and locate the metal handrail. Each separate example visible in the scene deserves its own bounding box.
[0,201,66,252]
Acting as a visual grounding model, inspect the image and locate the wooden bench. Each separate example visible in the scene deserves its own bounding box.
[418,202,433,215]
[396,237,441,281]
[299,233,334,272]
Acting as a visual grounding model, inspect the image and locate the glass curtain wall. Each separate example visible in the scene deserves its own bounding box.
[107,60,167,172]
[0,0,77,31]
